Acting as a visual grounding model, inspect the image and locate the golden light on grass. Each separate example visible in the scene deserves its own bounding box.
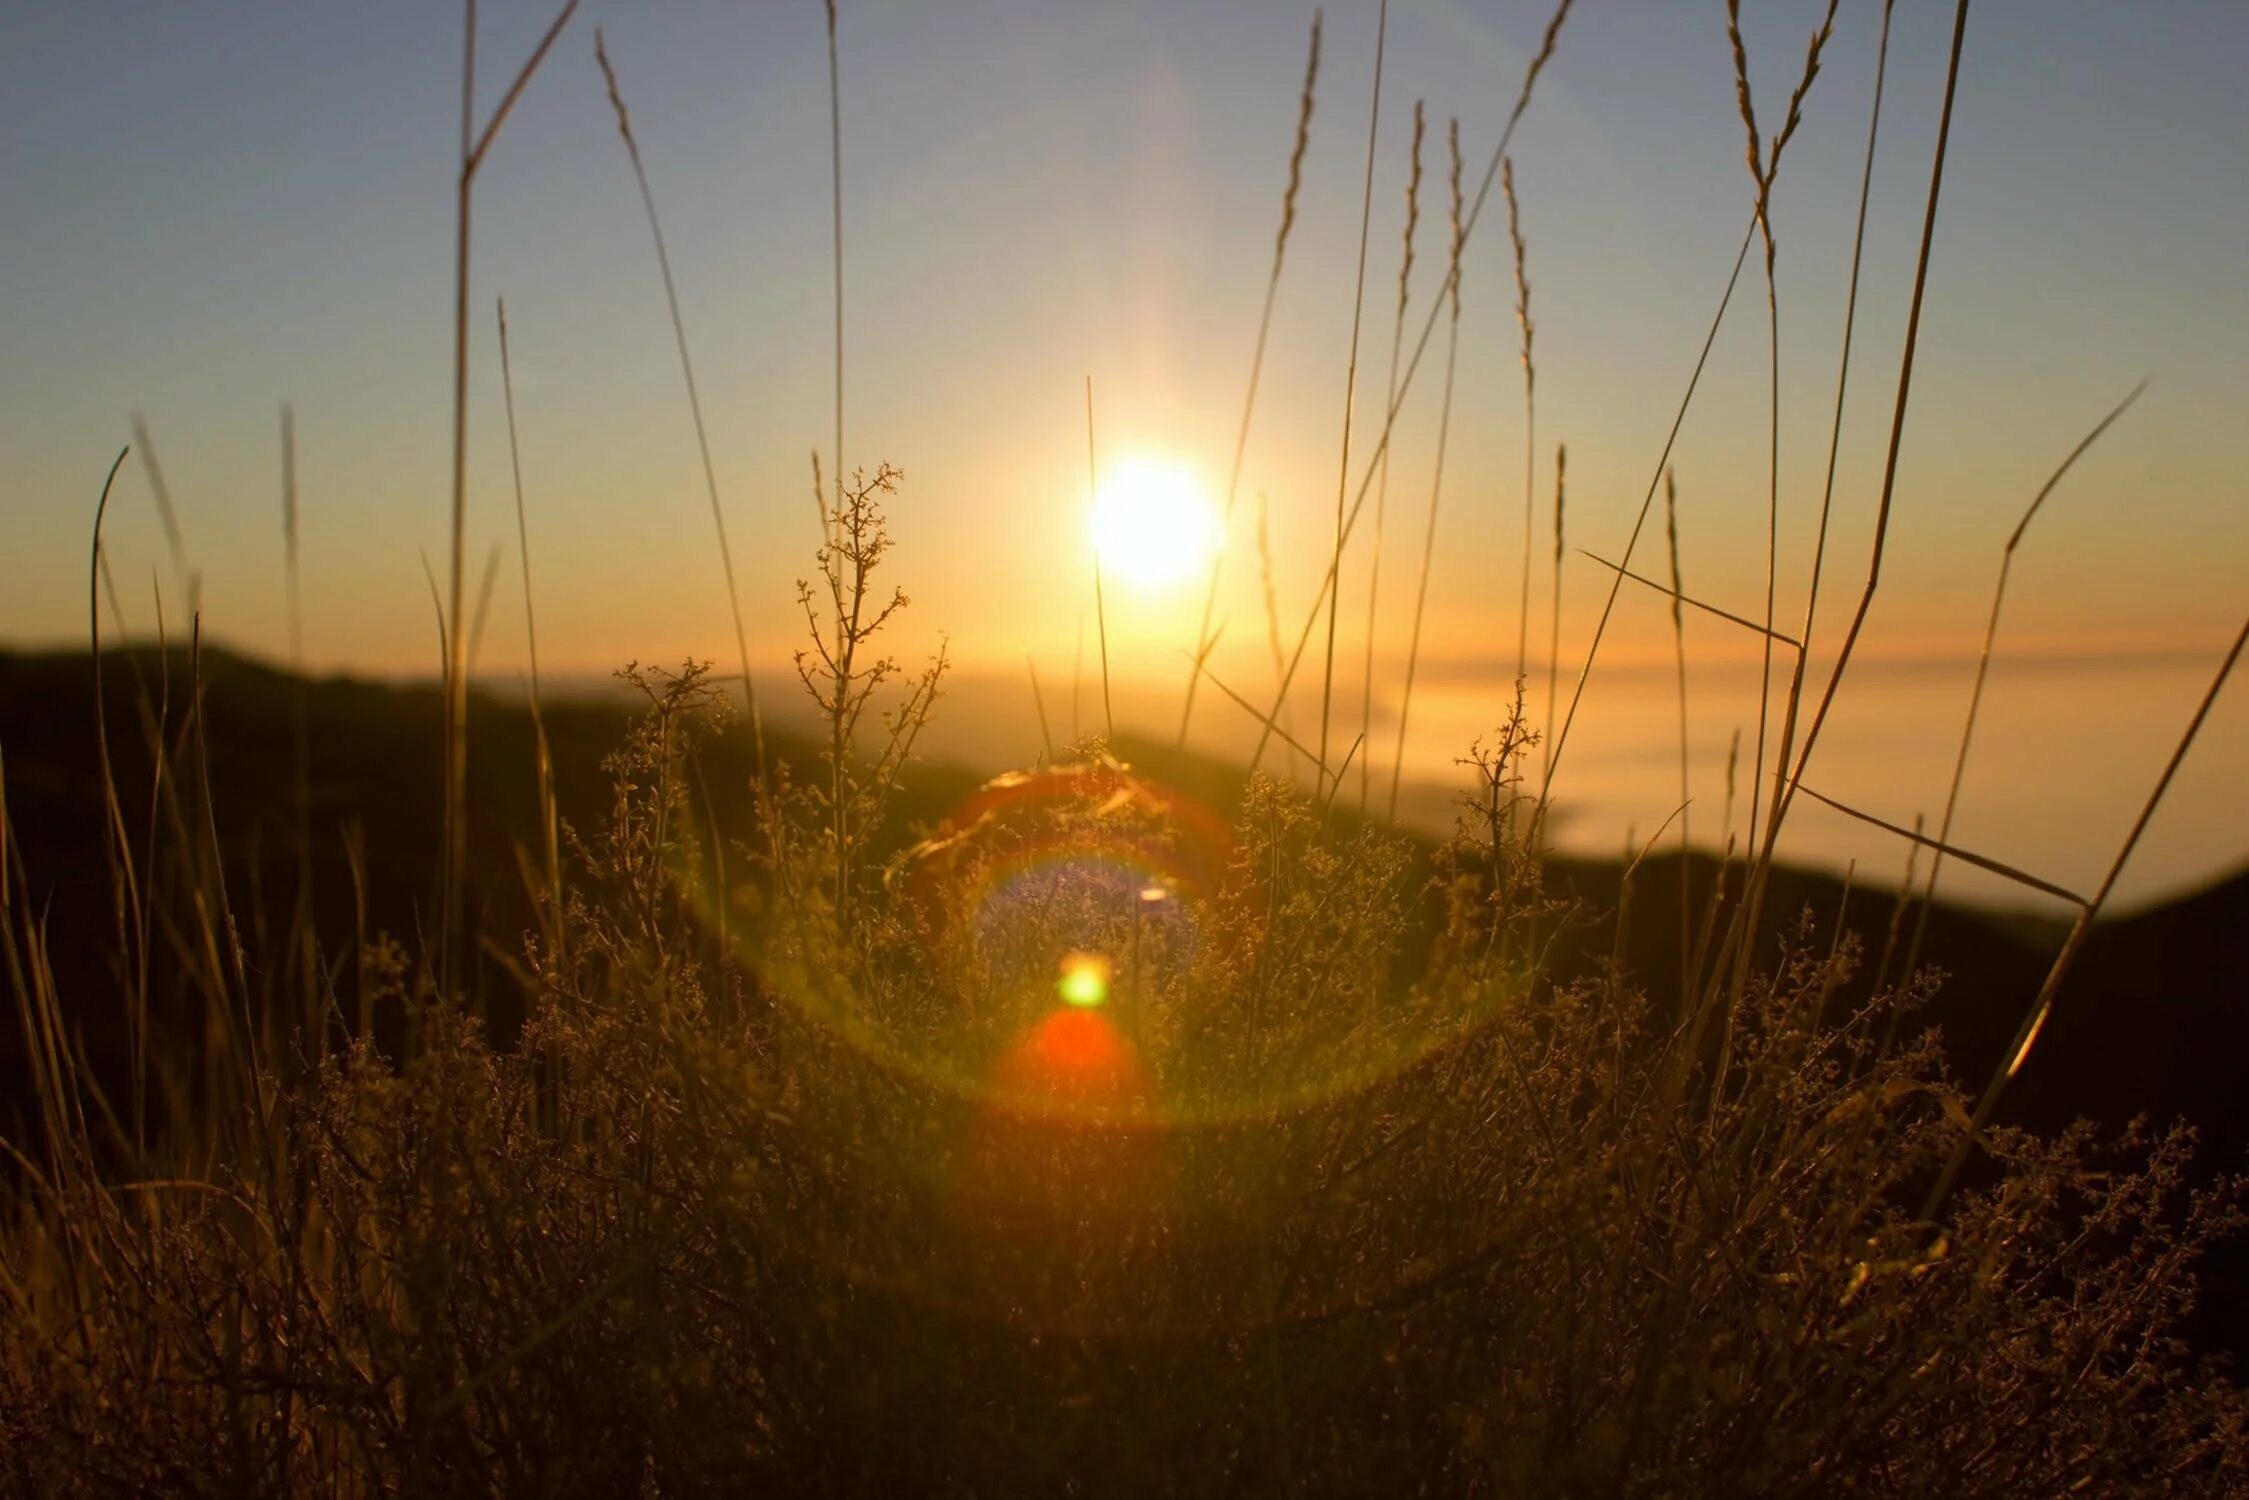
[1091,455,1220,593]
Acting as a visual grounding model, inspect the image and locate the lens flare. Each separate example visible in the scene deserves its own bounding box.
[992,1006,1145,1107]
[891,760,1232,973]
[693,754,1521,1137]
[1057,951,1112,1008]
[953,1005,1172,1334]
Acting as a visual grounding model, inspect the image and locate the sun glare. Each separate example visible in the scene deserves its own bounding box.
[1092,455,1221,592]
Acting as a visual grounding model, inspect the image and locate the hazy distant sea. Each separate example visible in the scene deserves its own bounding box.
[877,651,2248,915]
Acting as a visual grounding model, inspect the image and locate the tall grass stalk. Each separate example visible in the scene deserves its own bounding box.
[826,0,846,543]
[1795,786,2084,909]
[1316,0,1389,778]
[1191,656,1325,776]
[2,747,84,1187]
[1673,724,1744,1079]
[279,404,318,1042]
[1755,0,1895,897]
[496,297,560,930]
[1723,0,1838,1000]
[443,0,476,999]
[1922,608,2249,1222]
[1689,726,1741,987]
[1256,489,1303,783]
[185,615,251,1049]
[86,448,144,1145]
[593,24,765,796]
[1541,444,1564,795]
[1320,733,1367,820]
[1533,217,1752,799]
[441,0,582,991]
[1504,156,1535,682]
[1178,10,1321,750]
[1664,469,1690,1001]
[1754,0,1970,882]
[1612,807,1686,970]
[1690,0,1959,1018]
[343,819,370,1039]
[1873,810,1925,991]
[1247,0,1575,773]
[135,574,173,1122]
[1359,98,1424,812]
[1576,552,1801,648]
[1538,10,1838,896]
[1897,379,2146,980]
[100,563,222,1130]
[1026,655,1054,762]
[1085,376,1113,741]
[1387,119,1460,821]
[127,414,199,621]
[466,542,503,682]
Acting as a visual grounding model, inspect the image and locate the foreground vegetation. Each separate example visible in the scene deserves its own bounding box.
[7,0,2249,1491]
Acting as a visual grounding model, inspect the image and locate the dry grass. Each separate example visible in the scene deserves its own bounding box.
[1249,0,1576,775]
[1177,9,1322,751]
[494,297,560,939]
[1542,442,1565,795]
[441,0,583,989]
[825,0,846,540]
[7,630,2244,1488]
[1504,154,1535,683]
[1358,97,1424,814]
[594,23,765,790]
[1387,116,1463,821]
[1316,0,1391,776]
[1899,379,2148,979]
[1665,467,1691,999]
[1084,376,1113,742]
[5,2,2247,1492]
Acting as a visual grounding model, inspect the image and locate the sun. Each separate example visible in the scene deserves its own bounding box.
[1092,455,1221,591]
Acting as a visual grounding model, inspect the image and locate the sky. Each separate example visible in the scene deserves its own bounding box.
[4,1,2246,906]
